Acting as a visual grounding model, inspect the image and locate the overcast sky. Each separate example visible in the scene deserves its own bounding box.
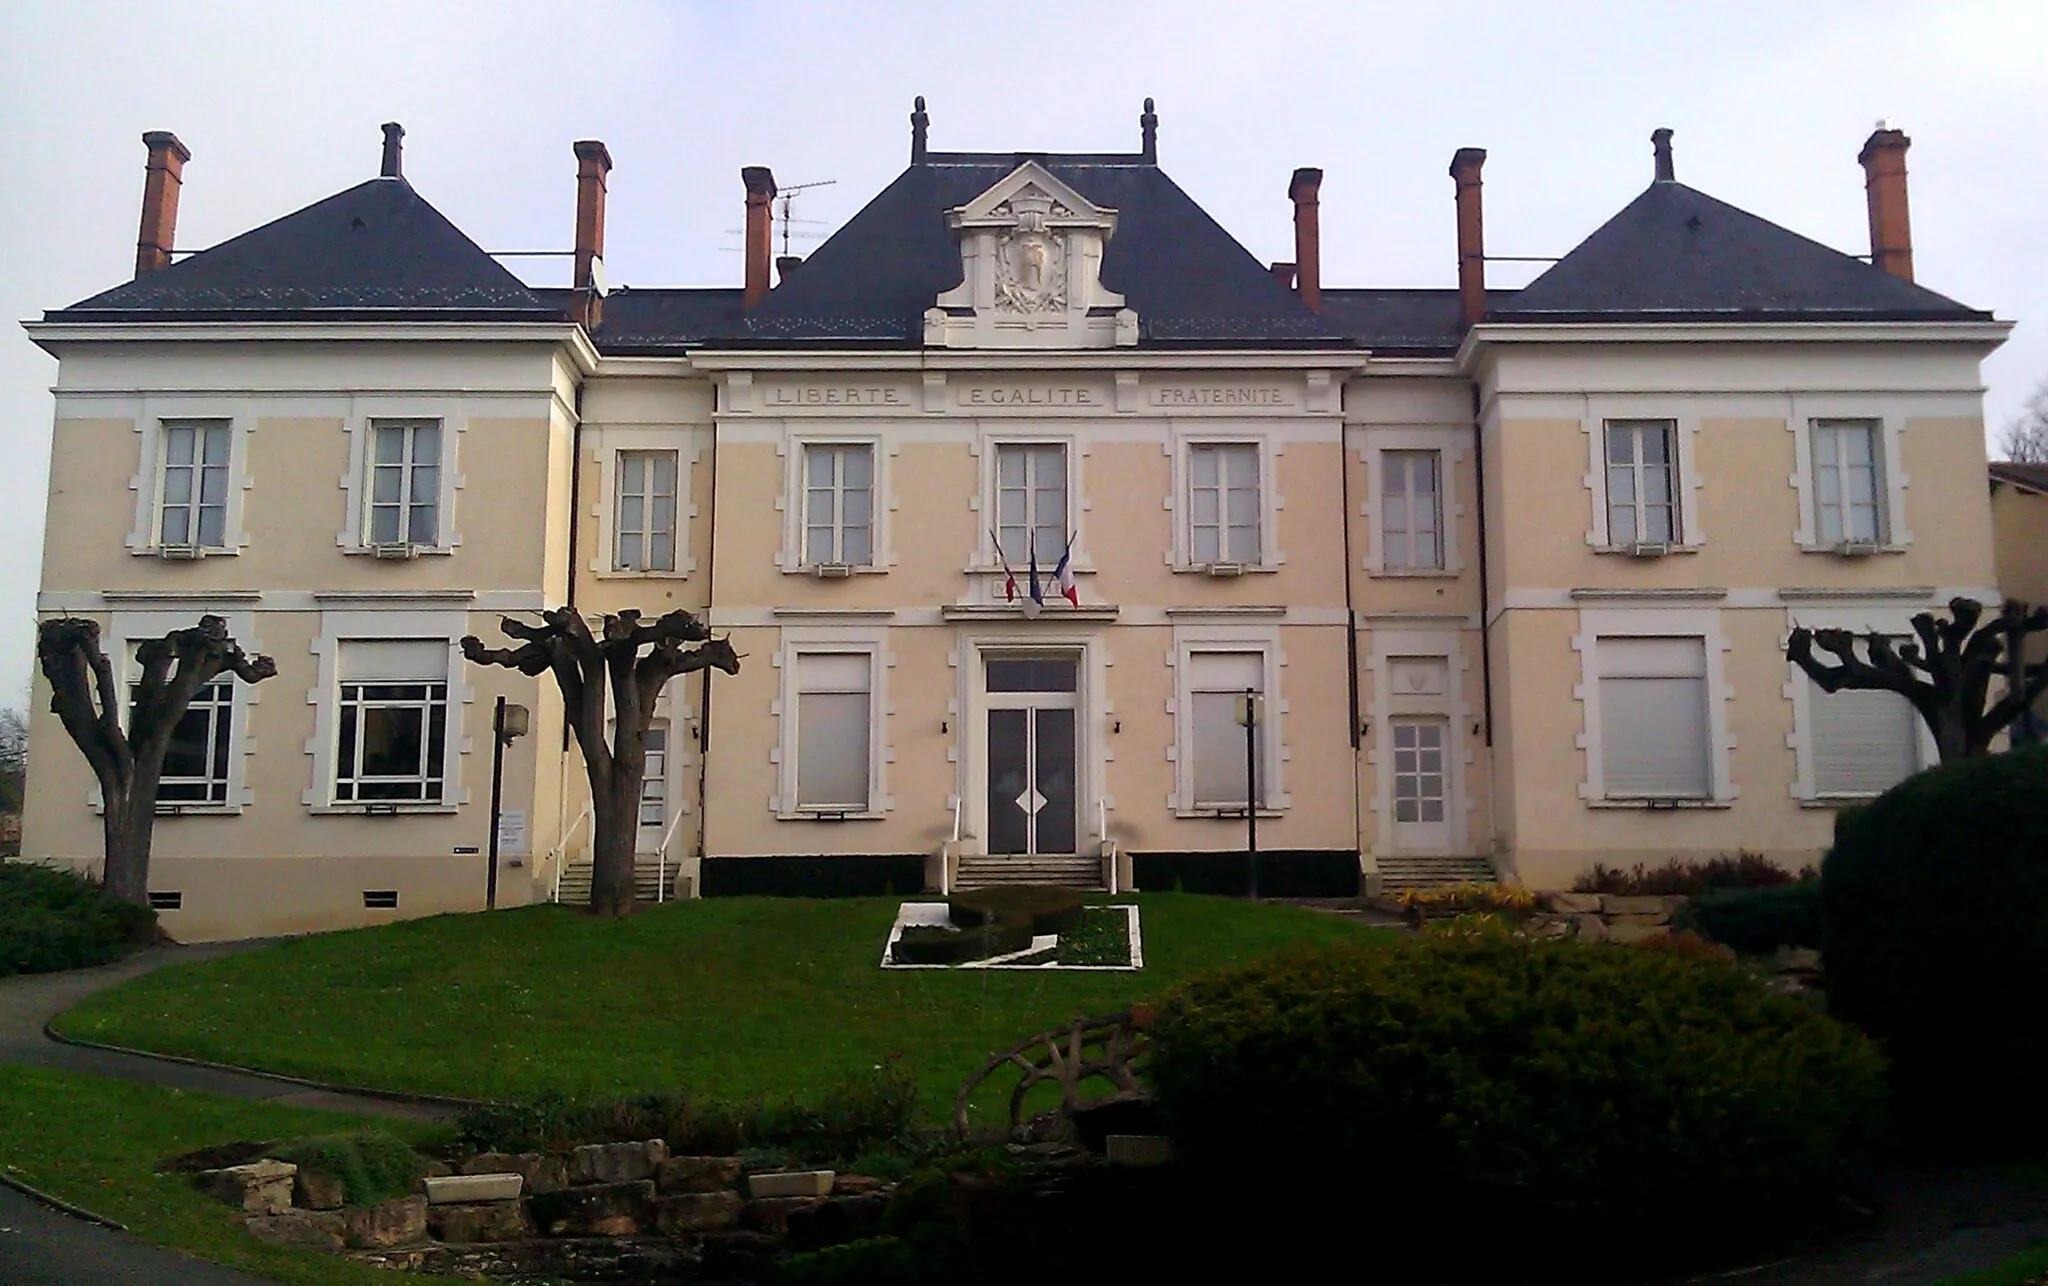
[3,0,2043,703]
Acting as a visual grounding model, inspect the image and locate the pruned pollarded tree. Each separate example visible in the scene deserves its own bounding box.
[36,615,277,905]
[461,607,739,918]
[1788,597,2048,763]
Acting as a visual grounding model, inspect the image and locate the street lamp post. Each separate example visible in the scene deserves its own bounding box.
[1237,687,1260,900]
[486,696,530,911]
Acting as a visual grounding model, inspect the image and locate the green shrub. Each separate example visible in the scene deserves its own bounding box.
[1822,745,2048,1155]
[1575,852,1798,896]
[272,1130,423,1207]
[1679,879,1824,954]
[892,887,1085,965]
[0,862,157,977]
[1147,935,1886,1245]
[779,1236,924,1286]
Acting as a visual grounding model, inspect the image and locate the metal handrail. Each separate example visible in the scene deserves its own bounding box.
[549,805,592,903]
[654,808,689,903]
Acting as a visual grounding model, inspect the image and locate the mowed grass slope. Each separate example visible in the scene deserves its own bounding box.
[54,894,1378,1110]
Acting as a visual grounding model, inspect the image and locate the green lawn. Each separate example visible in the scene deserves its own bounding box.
[1933,1244,2048,1285]
[53,894,1380,1115]
[0,1064,462,1286]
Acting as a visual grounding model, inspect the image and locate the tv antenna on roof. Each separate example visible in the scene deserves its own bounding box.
[719,178,839,256]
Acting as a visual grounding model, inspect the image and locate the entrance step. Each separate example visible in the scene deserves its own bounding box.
[955,856,1105,892]
[553,859,682,905]
[1375,854,1498,892]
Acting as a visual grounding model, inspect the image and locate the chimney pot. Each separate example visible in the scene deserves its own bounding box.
[1288,167,1323,313]
[1450,147,1488,330]
[1858,126,1914,281]
[1269,261,1297,290]
[1140,97,1158,163]
[1651,127,1675,182]
[380,122,405,179]
[742,166,778,310]
[777,255,804,285]
[910,96,930,164]
[134,131,191,277]
[572,140,613,329]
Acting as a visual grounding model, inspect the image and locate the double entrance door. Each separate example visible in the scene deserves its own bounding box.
[984,656,1078,857]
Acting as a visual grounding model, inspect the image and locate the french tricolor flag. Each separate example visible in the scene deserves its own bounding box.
[988,528,1018,601]
[1053,535,1078,607]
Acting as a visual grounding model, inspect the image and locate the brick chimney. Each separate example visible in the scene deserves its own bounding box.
[1450,148,1487,330]
[572,140,612,329]
[742,166,777,311]
[1289,167,1322,313]
[776,255,803,286]
[134,131,190,278]
[1651,127,1675,182]
[380,122,404,179]
[1859,124,1914,282]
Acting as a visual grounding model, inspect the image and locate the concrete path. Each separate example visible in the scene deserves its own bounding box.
[0,1183,276,1286]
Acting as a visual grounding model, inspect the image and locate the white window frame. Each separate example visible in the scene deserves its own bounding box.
[332,669,452,806]
[1782,603,1936,804]
[1365,631,1475,855]
[613,449,682,573]
[801,442,879,569]
[337,404,464,555]
[1581,405,1704,553]
[771,627,892,820]
[1360,428,1465,576]
[125,405,253,556]
[1168,627,1289,817]
[776,431,889,575]
[1572,607,1737,807]
[971,433,1090,576]
[303,609,471,813]
[1166,432,1282,572]
[94,607,263,815]
[590,426,699,578]
[1786,402,1911,553]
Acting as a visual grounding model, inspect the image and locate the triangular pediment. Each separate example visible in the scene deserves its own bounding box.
[945,161,1117,237]
[931,161,1130,348]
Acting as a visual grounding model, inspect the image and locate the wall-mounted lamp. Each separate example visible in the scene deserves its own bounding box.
[940,719,949,735]
[1112,719,1121,734]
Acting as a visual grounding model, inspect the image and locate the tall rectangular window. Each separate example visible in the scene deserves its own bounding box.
[1189,444,1261,565]
[795,653,871,811]
[131,672,233,806]
[639,724,670,829]
[1605,421,1678,545]
[1598,636,1710,798]
[159,421,231,548]
[368,421,441,547]
[1188,652,1265,809]
[1381,450,1443,570]
[615,450,679,572]
[803,444,874,567]
[334,640,448,804]
[995,444,1067,567]
[1811,684,1918,796]
[1813,419,1885,545]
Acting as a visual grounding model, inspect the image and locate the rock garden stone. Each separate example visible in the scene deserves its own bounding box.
[746,1169,834,1198]
[653,1189,744,1234]
[245,1209,347,1252]
[426,1200,530,1244]
[343,1195,429,1249]
[461,1150,568,1193]
[1606,919,1672,944]
[570,1139,668,1186]
[831,1174,887,1196]
[656,1155,743,1194]
[423,1173,522,1204]
[742,1195,828,1234]
[1600,895,1673,919]
[198,1159,297,1214]
[1570,913,1609,941]
[529,1179,657,1238]
[1104,1134,1175,1167]
[784,1194,889,1252]
[293,1167,346,1211]
[1544,892,1604,915]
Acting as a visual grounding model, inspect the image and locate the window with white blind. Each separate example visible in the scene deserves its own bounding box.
[1188,444,1260,565]
[158,421,232,549]
[614,451,679,572]
[1188,651,1265,810]
[994,444,1067,567]
[367,420,442,547]
[333,639,449,804]
[1381,450,1443,570]
[1811,685,1919,796]
[1812,420,1885,546]
[638,723,670,830]
[794,653,872,812]
[1597,637,1710,798]
[1604,421,1679,546]
[803,444,875,567]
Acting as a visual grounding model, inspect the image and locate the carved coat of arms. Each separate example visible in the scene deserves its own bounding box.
[993,192,1067,314]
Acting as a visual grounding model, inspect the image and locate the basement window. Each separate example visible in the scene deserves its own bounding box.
[147,891,183,911]
[362,890,399,909]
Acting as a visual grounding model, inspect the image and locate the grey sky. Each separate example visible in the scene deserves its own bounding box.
[3,0,2043,704]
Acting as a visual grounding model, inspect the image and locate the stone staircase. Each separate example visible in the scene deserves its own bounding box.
[553,859,684,905]
[1375,854,1498,892]
[954,854,1106,891]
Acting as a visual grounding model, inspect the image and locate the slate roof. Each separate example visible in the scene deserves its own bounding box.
[1320,288,1521,355]
[732,152,1352,347]
[533,287,746,353]
[47,177,559,322]
[1496,180,1988,324]
[1989,461,2048,494]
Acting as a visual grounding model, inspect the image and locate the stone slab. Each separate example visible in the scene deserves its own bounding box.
[529,1180,656,1238]
[570,1140,668,1186]
[1600,895,1672,920]
[654,1190,744,1234]
[462,1151,569,1194]
[1104,1134,1175,1167]
[656,1155,744,1194]
[742,1195,828,1233]
[1607,920,1673,945]
[344,1195,429,1249]
[427,1199,530,1244]
[831,1174,887,1196]
[747,1170,834,1198]
[294,1167,347,1211]
[1570,914,1609,942]
[1544,892,1604,915]
[245,1209,347,1251]
[197,1160,296,1214]
[424,1173,522,1204]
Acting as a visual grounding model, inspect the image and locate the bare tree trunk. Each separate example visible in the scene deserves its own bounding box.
[100,789,154,906]
[588,765,645,919]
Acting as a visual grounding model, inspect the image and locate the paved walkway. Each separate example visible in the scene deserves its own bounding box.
[0,1183,275,1286]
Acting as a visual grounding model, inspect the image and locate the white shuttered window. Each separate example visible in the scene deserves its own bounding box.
[795,654,871,811]
[1189,652,1264,809]
[1598,637,1710,798]
[1188,444,1261,565]
[1812,686,1919,796]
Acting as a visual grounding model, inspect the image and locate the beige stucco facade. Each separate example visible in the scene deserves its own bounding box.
[1990,465,2048,731]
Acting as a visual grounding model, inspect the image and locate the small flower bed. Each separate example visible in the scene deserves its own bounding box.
[1575,853,1798,897]
[1388,881,1534,920]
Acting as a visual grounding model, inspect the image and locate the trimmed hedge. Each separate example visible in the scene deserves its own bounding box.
[891,887,1085,966]
[1575,852,1798,896]
[1678,879,1823,954]
[1147,933,1886,1244]
[1823,746,2048,1155]
[700,855,927,898]
[0,861,157,977]
[272,1130,423,1207]
[1130,849,1360,897]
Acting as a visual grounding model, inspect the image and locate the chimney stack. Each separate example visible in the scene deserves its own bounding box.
[1288,167,1323,313]
[1269,262,1297,290]
[777,255,804,286]
[1859,124,1914,282]
[380,122,405,179]
[910,96,929,164]
[1139,97,1158,163]
[1450,147,1487,330]
[134,131,190,278]
[572,140,613,330]
[742,166,777,310]
[1651,127,1675,182]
